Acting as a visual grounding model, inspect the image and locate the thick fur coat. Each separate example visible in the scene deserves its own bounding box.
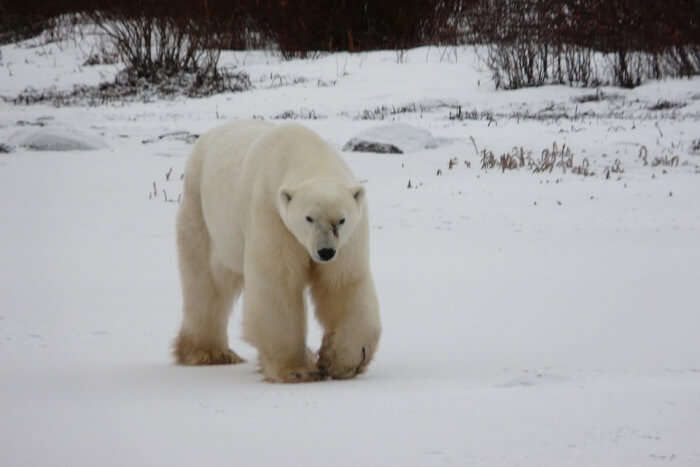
[174,120,381,382]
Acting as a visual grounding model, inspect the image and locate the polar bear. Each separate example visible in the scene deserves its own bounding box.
[173,120,381,382]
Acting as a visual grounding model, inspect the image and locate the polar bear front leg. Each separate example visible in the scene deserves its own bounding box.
[312,277,381,379]
[242,260,320,383]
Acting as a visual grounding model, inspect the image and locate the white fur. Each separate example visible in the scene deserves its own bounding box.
[174,120,381,382]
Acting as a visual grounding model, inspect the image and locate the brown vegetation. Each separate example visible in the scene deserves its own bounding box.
[2,1,698,89]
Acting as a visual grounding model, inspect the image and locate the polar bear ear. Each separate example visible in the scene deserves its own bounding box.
[350,185,365,203]
[279,187,294,205]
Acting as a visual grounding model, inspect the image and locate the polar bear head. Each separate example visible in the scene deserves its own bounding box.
[278,178,365,263]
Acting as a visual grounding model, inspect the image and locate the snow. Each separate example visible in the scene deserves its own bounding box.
[1,33,700,467]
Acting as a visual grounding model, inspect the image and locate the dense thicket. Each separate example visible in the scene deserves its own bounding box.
[2,0,698,88]
[0,0,463,52]
[465,0,700,88]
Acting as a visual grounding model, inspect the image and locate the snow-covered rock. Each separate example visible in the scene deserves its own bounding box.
[343,123,439,154]
[8,126,107,151]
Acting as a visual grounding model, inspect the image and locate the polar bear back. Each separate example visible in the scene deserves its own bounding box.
[239,123,355,202]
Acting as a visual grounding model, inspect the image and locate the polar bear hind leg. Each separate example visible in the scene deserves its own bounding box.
[173,189,244,365]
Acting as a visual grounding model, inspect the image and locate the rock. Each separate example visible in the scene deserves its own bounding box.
[8,127,107,151]
[343,140,403,154]
[343,123,439,154]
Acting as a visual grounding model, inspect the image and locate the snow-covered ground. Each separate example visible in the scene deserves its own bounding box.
[1,32,700,467]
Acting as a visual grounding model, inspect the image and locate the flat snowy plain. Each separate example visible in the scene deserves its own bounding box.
[1,31,700,467]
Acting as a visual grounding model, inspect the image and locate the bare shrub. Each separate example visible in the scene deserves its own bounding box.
[88,11,221,83]
[486,41,549,90]
[664,45,700,77]
[258,1,467,59]
[466,0,700,89]
[608,50,647,88]
[82,36,119,66]
[562,45,593,86]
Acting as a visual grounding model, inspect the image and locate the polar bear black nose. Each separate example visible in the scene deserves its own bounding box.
[317,248,335,261]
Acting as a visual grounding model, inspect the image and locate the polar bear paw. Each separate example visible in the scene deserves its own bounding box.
[269,365,322,383]
[260,348,321,383]
[173,334,245,365]
[317,330,377,380]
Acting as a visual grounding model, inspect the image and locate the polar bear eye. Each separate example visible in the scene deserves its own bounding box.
[305,216,314,223]
[338,218,345,225]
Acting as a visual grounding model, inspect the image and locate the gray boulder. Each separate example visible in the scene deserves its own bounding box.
[9,127,107,151]
[343,123,439,154]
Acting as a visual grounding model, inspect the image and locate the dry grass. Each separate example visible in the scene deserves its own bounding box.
[638,145,681,168]
[475,142,596,177]
[149,167,183,203]
[651,155,680,167]
[447,139,690,182]
[272,109,325,120]
[648,100,686,111]
[352,102,443,121]
[12,69,250,106]
[603,159,624,180]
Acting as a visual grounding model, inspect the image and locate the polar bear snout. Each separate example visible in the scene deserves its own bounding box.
[317,248,336,262]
